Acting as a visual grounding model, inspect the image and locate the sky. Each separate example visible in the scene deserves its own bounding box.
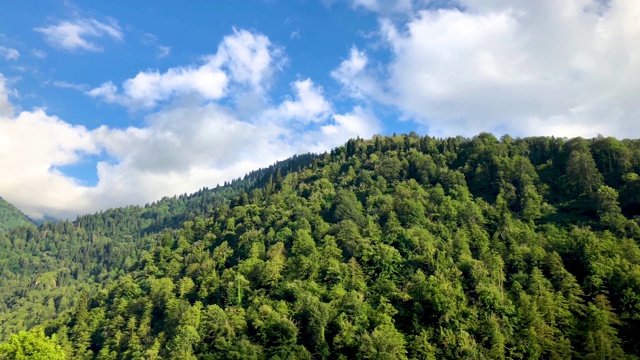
[0,0,639,220]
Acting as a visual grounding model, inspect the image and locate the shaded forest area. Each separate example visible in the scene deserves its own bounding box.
[2,133,640,359]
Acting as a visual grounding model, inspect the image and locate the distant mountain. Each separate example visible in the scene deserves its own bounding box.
[0,196,33,233]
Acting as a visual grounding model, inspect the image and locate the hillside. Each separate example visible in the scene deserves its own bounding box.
[0,196,33,233]
[0,153,316,338]
[2,133,640,359]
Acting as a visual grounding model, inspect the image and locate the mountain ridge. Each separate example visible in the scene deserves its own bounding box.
[1,133,640,359]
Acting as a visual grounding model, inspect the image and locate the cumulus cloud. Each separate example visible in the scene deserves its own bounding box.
[35,18,123,52]
[88,29,280,109]
[331,47,386,101]
[306,106,381,153]
[0,108,99,219]
[262,79,333,125]
[88,65,228,109]
[215,28,281,92]
[0,30,379,220]
[325,106,380,137]
[0,46,19,60]
[339,0,640,138]
[82,93,376,216]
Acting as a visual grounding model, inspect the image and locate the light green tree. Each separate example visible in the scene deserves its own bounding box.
[0,328,66,360]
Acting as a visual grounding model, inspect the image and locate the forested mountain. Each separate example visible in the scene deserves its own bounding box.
[2,133,640,359]
[0,196,33,234]
[0,153,316,341]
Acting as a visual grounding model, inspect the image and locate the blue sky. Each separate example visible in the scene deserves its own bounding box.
[0,0,639,219]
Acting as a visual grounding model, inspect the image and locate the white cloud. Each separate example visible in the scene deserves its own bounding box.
[351,0,414,14]
[306,106,381,153]
[88,29,281,109]
[277,104,381,155]
[86,81,120,103]
[338,0,640,138]
[333,47,368,81]
[332,47,385,101]
[0,107,99,219]
[32,49,47,58]
[0,46,19,60]
[140,33,171,58]
[324,106,380,137]
[88,64,229,109]
[0,29,380,220]
[51,80,88,91]
[81,93,378,214]
[262,79,333,125]
[215,28,280,92]
[35,18,123,52]
[0,75,13,116]
[157,45,171,58]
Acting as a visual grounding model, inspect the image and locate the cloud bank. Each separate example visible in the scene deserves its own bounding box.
[0,30,380,220]
[5,1,640,219]
[340,0,640,138]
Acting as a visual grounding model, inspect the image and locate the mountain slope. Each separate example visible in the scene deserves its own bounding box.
[2,134,640,359]
[0,153,316,339]
[0,196,32,233]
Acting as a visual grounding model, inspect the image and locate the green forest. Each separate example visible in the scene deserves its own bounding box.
[2,133,640,359]
[0,197,32,234]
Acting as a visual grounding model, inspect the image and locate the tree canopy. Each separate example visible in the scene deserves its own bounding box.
[2,133,640,359]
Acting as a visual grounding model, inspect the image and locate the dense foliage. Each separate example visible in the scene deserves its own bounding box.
[2,133,640,359]
[0,197,32,234]
[0,154,314,339]
[0,328,65,360]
